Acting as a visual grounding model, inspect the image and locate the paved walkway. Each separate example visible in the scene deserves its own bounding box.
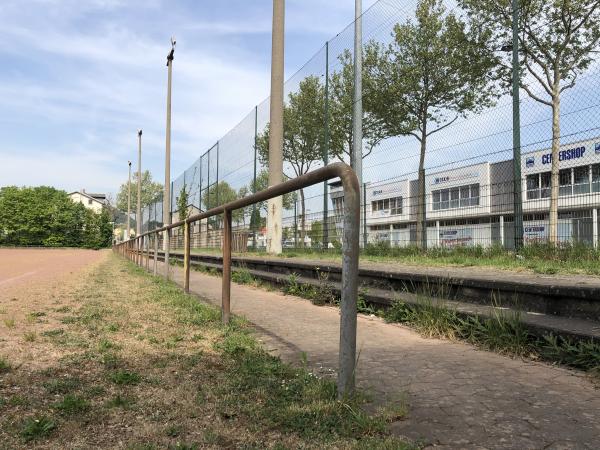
[159,262,599,449]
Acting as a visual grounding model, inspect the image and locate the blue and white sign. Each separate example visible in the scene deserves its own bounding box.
[526,156,535,168]
[595,142,600,154]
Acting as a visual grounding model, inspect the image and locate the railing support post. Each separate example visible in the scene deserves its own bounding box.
[184,221,191,293]
[222,209,232,324]
[145,236,150,270]
[164,229,170,280]
[153,232,159,276]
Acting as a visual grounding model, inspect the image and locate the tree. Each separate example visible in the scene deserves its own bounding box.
[116,170,163,212]
[0,186,112,249]
[308,220,323,247]
[202,181,238,228]
[176,183,190,221]
[369,0,499,248]
[329,47,388,165]
[257,75,326,248]
[460,0,600,244]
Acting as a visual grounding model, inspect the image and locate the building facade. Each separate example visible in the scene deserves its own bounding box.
[330,137,600,248]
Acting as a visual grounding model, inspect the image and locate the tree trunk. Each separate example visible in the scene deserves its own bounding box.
[416,130,427,250]
[549,94,561,245]
[300,188,306,249]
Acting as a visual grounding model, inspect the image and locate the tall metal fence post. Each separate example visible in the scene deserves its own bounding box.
[253,105,258,250]
[222,209,232,324]
[363,182,368,248]
[184,221,191,293]
[323,40,330,250]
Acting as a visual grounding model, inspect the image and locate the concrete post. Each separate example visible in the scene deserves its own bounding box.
[500,215,505,248]
[127,161,131,241]
[353,0,363,247]
[267,0,284,255]
[163,39,175,255]
[137,130,142,237]
[436,220,440,247]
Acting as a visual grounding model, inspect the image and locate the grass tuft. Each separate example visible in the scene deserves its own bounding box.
[53,394,89,415]
[20,416,56,442]
[109,370,142,385]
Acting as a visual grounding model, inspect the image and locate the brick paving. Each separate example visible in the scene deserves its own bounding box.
[159,262,599,449]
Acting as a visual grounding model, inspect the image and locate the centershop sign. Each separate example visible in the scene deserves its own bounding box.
[541,146,586,165]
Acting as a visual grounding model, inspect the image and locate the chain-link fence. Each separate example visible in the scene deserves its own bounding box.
[128,0,600,255]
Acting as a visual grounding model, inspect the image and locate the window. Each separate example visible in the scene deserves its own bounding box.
[593,164,600,193]
[540,172,551,198]
[390,197,403,215]
[450,188,459,209]
[432,184,480,211]
[372,197,402,215]
[559,169,572,196]
[88,199,93,205]
[526,174,539,200]
[574,166,590,194]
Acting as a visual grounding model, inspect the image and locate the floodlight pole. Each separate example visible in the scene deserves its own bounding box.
[163,38,175,276]
[127,161,132,241]
[137,129,142,237]
[353,0,364,248]
[267,0,285,255]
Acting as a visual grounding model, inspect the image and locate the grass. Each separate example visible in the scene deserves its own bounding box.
[383,296,600,377]
[192,241,600,276]
[20,416,56,442]
[0,356,11,373]
[0,254,413,448]
[52,394,90,415]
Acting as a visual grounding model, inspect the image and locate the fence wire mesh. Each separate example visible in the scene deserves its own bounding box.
[125,0,600,255]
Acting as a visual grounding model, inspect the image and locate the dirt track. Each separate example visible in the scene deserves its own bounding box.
[0,248,107,369]
[0,248,106,298]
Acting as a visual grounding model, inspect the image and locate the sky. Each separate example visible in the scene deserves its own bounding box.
[0,0,378,199]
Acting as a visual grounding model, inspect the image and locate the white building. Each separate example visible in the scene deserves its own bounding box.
[69,190,107,214]
[330,137,600,248]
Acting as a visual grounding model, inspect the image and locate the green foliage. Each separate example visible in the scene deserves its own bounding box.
[20,416,56,442]
[52,394,90,415]
[109,370,142,385]
[0,186,112,248]
[116,170,163,212]
[368,0,499,248]
[202,181,240,227]
[176,183,190,221]
[257,76,326,245]
[384,297,600,373]
[0,356,10,373]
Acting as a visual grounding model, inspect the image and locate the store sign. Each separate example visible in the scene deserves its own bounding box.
[431,171,480,186]
[524,225,546,243]
[372,189,383,196]
[440,228,473,247]
[541,146,586,164]
[526,156,535,168]
[595,142,600,154]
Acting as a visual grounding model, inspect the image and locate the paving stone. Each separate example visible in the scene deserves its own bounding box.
[160,262,600,448]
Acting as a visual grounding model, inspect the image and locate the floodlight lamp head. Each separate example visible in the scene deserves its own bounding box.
[128,161,131,166]
[166,36,176,65]
[138,129,142,137]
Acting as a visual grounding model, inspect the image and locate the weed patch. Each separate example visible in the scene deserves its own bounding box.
[20,416,56,442]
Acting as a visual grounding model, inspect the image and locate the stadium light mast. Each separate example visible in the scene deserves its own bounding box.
[136,129,143,237]
[353,0,365,248]
[163,37,175,274]
[127,161,132,241]
[266,0,285,255]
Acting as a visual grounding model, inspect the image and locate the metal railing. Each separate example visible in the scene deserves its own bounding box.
[114,162,360,397]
